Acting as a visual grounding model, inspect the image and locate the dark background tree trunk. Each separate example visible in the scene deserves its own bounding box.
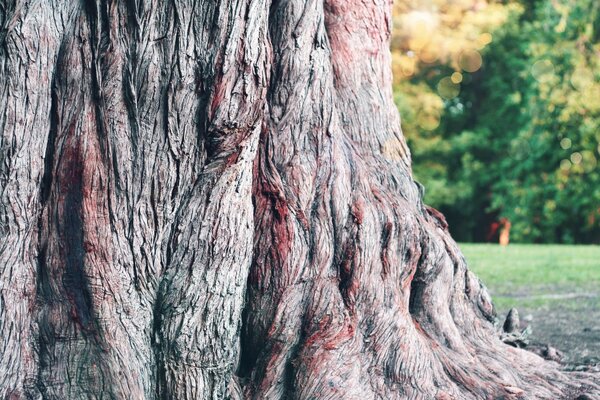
[0,1,597,399]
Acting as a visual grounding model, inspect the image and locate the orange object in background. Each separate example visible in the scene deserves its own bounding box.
[499,218,511,246]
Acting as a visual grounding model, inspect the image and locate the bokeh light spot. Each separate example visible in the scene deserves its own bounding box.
[420,46,439,64]
[570,68,594,91]
[451,72,463,84]
[570,152,583,165]
[404,11,438,51]
[560,159,572,170]
[510,138,531,160]
[417,109,441,131]
[401,57,416,77]
[437,77,460,99]
[479,32,493,46]
[560,138,572,150]
[459,50,483,73]
[531,59,555,81]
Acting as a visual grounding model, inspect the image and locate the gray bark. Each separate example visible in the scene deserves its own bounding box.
[0,0,597,399]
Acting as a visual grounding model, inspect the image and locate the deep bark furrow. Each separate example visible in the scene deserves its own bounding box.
[0,2,69,396]
[0,1,598,399]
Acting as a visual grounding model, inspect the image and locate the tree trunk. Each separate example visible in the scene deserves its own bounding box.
[0,1,597,399]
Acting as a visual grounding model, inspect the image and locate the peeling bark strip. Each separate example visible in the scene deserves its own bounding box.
[0,1,597,399]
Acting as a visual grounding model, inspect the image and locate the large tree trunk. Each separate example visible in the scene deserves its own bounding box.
[0,1,597,399]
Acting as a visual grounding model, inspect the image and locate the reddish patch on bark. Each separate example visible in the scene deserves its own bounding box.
[271,219,291,263]
[225,151,240,166]
[435,391,454,400]
[264,190,292,262]
[296,209,310,231]
[426,206,449,231]
[303,316,355,351]
[323,322,355,350]
[254,153,293,272]
[339,248,354,278]
[273,197,289,221]
[350,199,364,225]
[209,76,227,120]
[7,391,23,400]
[303,316,332,347]
[324,0,387,84]
[50,110,110,335]
[58,122,83,193]
[412,318,436,345]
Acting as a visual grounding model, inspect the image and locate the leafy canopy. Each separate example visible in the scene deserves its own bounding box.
[392,0,600,243]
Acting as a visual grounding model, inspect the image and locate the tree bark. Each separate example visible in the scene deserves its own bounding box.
[0,1,597,399]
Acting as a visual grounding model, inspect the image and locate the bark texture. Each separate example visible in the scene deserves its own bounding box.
[0,1,597,399]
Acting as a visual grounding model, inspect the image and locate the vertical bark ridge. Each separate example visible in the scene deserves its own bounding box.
[243,1,346,397]
[152,0,270,398]
[0,1,71,397]
[35,10,149,397]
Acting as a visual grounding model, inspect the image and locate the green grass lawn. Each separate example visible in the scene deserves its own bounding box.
[460,243,600,309]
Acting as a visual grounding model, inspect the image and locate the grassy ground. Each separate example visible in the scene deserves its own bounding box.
[461,243,600,363]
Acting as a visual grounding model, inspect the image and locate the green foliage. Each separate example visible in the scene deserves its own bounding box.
[394,0,600,243]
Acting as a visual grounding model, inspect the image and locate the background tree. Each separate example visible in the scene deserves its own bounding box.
[393,0,600,243]
[0,1,598,399]
[483,0,600,243]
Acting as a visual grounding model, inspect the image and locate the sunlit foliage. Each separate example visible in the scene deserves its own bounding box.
[393,0,600,243]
